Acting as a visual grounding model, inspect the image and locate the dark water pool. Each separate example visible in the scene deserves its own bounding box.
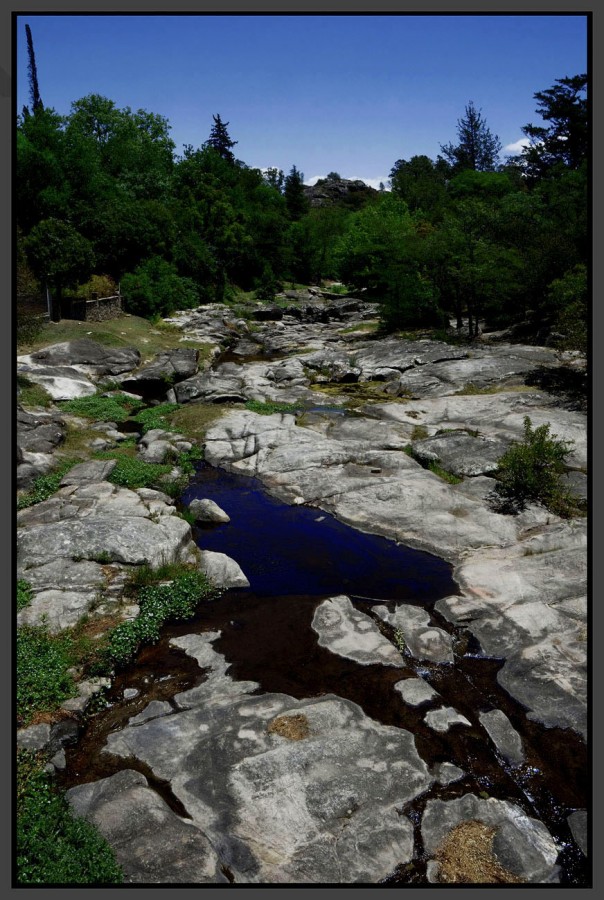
[181,462,457,602]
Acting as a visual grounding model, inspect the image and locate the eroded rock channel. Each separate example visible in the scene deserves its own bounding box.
[17,298,589,884]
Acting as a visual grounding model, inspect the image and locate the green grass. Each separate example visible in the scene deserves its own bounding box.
[411,425,429,441]
[17,459,80,510]
[17,375,53,409]
[17,749,123,885]
[17,580,33,612]
[17,624,78,726]
[245,399,301,416]
[59,393,143,423]
[131,402,181,434]
[403,445,463,484]
[454,382,533,396]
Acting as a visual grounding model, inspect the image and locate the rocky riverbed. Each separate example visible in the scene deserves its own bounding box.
[16,296,589,884]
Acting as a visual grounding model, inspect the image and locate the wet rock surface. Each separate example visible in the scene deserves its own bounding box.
[17,300,588,884]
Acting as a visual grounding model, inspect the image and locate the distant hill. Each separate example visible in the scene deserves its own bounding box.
[303,177,379,209]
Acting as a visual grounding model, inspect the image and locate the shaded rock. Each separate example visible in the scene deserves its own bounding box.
[431,762,465,786]
[18,588,103,633]
[312,596,404,668]
[120,348,199,396]
[411,431,510,477]
[188,498,230,524]
[197,550,250,588]
[567,810,588,856]
[67,770,223,884]
[61,678,111,714]
[479,709,524,765]
[17,723,52,752]
[17,406,66,454]
[173,371,247,404]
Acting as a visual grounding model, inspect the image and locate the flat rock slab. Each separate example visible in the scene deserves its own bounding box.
[25,339,141,375]
[395,678,439,707]
[421,793,560,883]
[104,688,432,883]
[67,769,223,884]
[312,596,404,667]
[411,432,510,477]
[479,709,525,766]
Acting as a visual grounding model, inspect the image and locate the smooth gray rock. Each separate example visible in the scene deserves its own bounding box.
[17,723,52,752]
[424,708,471,732]
[27,339,141,375]
[431,762,465,785]
[395,678,439,706]
[312,596,404,667]
[421,794,559,884]
[138,439,174,464]
[17,406,66,454]
[120,348,199,390]
[105,691,432,883]
[60,459,117,485]
[197,550,250,588]
[479,709,525,765]
[67,769,223,884]
[188,498,231,524]
[411,432,510,477]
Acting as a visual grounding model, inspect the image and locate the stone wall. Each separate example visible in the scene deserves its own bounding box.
[66,295,123,322]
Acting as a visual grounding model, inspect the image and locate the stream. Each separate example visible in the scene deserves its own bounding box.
[59,458,588,885]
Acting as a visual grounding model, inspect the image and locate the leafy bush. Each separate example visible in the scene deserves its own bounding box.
[491,416,576,516]
[17,459,79,510]
[17,580,33,612]
[17,625,78,725]
[121,257,199,319]
[78,273,118,300]
[547,264,588,354]
[60,393,142,423]
[17,749,122,884]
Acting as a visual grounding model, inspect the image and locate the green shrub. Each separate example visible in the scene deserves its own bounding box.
[60,393,142,423]
[17,625,78,726]
[17,459,79,510]
[17,749,123,884]
[492,416,576,516]
[122,257,199,319]
[17,580,33,612]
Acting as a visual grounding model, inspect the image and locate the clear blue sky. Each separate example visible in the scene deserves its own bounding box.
[16,13,588,187]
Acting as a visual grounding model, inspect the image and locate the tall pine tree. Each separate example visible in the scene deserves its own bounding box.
[24,24,43,115]
[205,114,238,162]
[440,101,501,172]
[284,165,309,220]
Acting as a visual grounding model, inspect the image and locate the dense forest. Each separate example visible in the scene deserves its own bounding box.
[16,54,588,351]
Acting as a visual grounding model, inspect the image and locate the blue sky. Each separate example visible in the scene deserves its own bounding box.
[15,13,588,187]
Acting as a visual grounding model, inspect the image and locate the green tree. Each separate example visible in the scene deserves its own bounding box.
[440,101,502,172]
[24,218,95,321]
[204,114,238,163]
[121,257,199,319]
[389,155,450,217]
[284,165,309,220]
[515,74,587,179]
[24,23,43,115]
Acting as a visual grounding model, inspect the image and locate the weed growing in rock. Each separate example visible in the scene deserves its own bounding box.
[131,402,181,434]
[17,459,79,510]
[490,416,576,516]
[245,399,301,416]
[16,748,123,884]
[16,624,78,725]
[411,425,429,441]
[60,393,143,423]
[403,445,463,484]
[17,579,33,611]
[99,570,216,670]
